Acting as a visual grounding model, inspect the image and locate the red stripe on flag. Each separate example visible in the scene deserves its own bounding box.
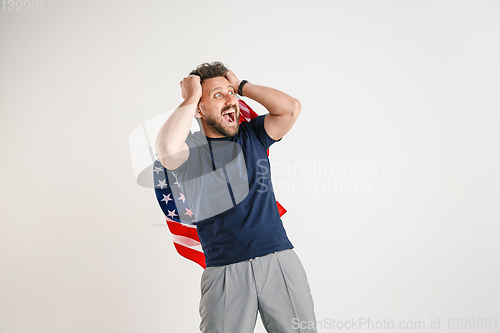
[277,201,287,217]
[172,243,206,269]
[166,220,200,241]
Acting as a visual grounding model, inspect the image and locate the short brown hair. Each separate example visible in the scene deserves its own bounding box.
[189,61,228,84]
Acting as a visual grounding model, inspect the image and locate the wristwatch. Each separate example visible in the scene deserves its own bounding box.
[238,80,250,96]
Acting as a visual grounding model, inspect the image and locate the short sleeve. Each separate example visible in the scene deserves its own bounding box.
[246,114,282,149]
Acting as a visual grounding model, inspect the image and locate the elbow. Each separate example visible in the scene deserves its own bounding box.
[291,98,301,118]
[155,138,168,158]
[155,142,167,160]
[156,140,175,161]
[156,134,180,157]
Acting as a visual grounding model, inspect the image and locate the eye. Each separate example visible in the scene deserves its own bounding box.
[229,91,234,95]
[214,93,222,98]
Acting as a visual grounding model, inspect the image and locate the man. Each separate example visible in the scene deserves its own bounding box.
[156,61,317,333]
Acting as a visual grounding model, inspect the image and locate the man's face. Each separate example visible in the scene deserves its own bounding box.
[197,76,240,137]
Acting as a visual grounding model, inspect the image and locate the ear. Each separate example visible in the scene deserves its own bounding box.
[194,103,203,119]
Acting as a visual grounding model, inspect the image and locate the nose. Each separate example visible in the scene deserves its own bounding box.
[225,92,237,105]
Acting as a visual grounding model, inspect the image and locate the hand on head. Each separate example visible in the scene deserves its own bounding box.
[180,75,202,102]
[224,70,241,93]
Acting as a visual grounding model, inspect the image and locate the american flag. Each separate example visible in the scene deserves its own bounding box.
[153,98,287,268]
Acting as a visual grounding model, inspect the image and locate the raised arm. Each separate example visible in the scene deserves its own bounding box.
[225,70,301,141]
[155,75,202,170]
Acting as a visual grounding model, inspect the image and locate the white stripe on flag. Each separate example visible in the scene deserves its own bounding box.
[172,234,203,253]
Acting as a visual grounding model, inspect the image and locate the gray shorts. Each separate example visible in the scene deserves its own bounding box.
[199,249,317,333]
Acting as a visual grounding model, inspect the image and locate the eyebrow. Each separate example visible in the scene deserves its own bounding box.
[210,85,234,94]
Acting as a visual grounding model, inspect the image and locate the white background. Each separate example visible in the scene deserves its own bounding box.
[1,1,499,332]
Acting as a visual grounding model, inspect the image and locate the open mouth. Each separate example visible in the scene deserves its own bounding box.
[222,109,236,124]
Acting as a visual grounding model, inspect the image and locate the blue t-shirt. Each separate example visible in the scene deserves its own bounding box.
[170,115,293,266]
